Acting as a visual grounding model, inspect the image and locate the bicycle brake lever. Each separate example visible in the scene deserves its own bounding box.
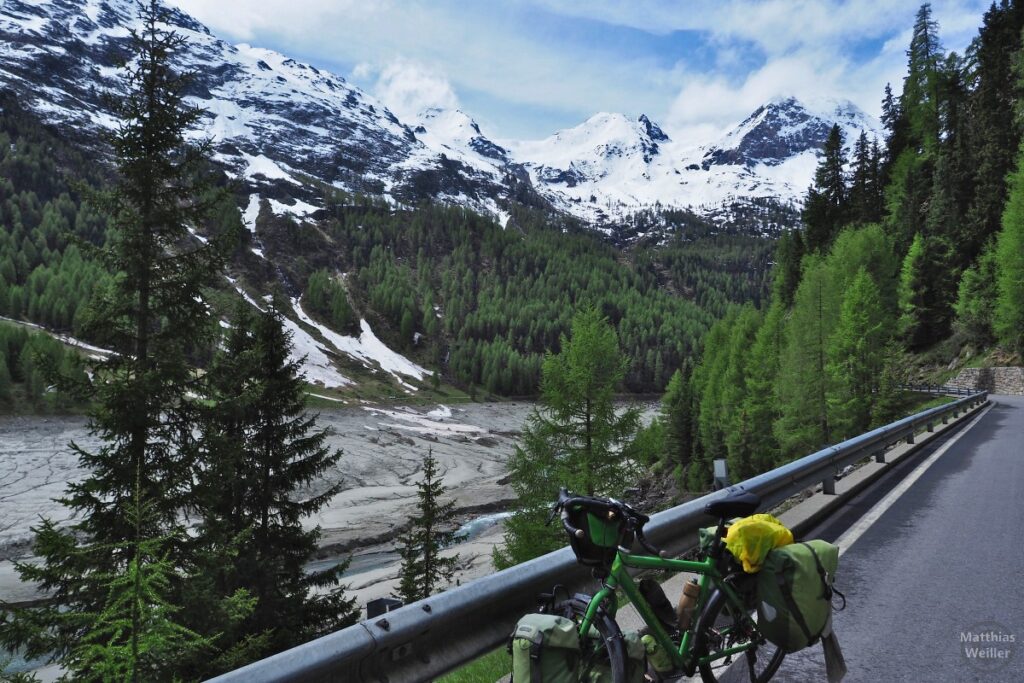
[545,503,560,526]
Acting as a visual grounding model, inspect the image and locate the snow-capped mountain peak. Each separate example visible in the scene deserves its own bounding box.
[704,96,878,168]
[0,0,882,228]
[412,107,509,167]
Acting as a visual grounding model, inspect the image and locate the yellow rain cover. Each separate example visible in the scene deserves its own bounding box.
[724,514,794,573]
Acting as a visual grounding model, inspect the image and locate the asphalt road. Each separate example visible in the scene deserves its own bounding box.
[770,395,1024,682]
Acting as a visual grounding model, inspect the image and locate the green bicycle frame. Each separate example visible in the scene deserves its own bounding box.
[577,551,758,674]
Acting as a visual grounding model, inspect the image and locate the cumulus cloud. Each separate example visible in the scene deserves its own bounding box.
[366,59,461,122]
[166,0,989,140]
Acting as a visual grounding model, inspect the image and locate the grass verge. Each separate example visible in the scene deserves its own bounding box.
[437,647,510,683]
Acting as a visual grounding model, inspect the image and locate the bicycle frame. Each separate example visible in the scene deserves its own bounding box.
[576,550,758,675]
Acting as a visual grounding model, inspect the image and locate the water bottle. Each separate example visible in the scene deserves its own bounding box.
[675,578,700,631]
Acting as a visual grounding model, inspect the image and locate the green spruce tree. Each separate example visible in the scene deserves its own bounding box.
[193,304,358,665]
[660,364,695,484]
[0,1,229,671]
[802,124,848,253]
[397,450,459,603]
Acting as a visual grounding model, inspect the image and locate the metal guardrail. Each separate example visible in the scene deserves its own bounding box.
[209,391,988,683]
[897,383,975,396]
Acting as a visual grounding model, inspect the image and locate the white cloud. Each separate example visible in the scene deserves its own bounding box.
[166,0,990,140]
[367,59,461,122]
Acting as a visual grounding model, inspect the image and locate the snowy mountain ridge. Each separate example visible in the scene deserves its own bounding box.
[0,0,881,228]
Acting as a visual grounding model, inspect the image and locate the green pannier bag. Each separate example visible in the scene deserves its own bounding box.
[756,540,840,653]
[510,613,580,683]
[582,629,646,683]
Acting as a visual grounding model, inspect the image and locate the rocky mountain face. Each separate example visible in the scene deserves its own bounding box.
[0,0,880,232]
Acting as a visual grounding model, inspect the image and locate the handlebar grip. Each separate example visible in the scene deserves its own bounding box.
[561,510,584,539]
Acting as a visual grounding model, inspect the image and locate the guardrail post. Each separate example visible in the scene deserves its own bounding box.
[906,431,915,444]
[822,476,836,495]
[874,449,886,463]
[926,421,934,432]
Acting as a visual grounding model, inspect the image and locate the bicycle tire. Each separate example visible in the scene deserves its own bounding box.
[552,594,628,683]
[691,588,785,683]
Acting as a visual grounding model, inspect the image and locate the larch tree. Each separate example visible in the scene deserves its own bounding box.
[827,268,892,437]
[493,307,640,568]
[774,257,836,457]
[994,143,1024,353]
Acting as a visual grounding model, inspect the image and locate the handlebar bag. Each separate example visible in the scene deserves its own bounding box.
[565,500,633,568]
[756,540,840,653]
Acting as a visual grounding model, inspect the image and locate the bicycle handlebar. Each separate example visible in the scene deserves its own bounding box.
[552,487,666,557]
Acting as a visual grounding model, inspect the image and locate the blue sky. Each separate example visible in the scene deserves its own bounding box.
[169,0,990,142]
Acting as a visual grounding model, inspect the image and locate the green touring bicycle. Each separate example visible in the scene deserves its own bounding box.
[542,487,785,682]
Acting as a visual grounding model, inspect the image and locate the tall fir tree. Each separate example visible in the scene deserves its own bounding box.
[192,304,359,667]
[885,4,946,252]
[493,307,640,568]
[660,364,695,483]
[0,1,230,670]
[771,229,805,307]
[397,450,459,604]
[962,0,1024,265]
[904,3,944,151]
[802,124,848,253]
[848,131,884,224]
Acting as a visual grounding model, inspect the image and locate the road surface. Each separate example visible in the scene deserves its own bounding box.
[773,395,1024,682]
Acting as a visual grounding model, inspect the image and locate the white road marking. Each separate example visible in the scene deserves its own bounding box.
[835,403,993,556]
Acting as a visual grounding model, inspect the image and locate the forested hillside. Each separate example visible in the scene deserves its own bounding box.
[0,91,109,330]
[654,1,1024,490]
[258,191,774,395]
[0,82,777,403]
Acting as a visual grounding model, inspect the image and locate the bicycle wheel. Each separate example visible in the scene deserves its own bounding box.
[552,594,628,683]
[691,588,785,683]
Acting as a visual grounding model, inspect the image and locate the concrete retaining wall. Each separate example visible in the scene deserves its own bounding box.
[948,366,1024,395]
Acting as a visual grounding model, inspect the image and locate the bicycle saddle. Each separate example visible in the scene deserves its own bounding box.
[704,490,761,519]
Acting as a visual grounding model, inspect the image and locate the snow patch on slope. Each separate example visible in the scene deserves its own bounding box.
[293,299,427,382]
